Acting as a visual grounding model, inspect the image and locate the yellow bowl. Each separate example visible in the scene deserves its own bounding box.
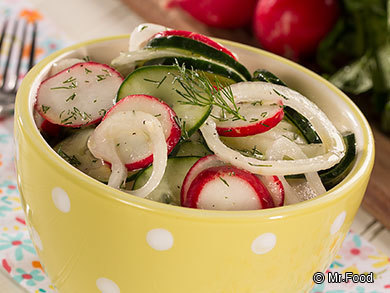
[14,36,375,293]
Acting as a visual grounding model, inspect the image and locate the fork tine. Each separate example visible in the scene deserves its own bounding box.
[11,20,28,93]
[0,19,9,55]
[1,20,19,89]
[28,22,37,70]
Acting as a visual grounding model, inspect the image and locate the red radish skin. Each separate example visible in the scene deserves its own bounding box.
[253,0,339,59]
[216,104,284,137]
[181,155,225,204]
[184,165,274,210]
[151,30,237,60]
[35,62,123,128]
[40,119,61,137]
[104,95,181,171]
[258,175,285,207]
[167,0,257,29]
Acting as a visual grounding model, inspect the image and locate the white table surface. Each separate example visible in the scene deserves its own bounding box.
[1,0,389,291]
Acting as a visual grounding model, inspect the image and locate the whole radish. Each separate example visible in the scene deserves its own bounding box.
[167,0,257,29]
[253,0,339,60]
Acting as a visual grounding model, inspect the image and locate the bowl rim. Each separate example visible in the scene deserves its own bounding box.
[15,35,375,221]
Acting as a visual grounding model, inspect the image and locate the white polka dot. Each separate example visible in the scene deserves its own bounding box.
[51,187,71,213]
[146,228,174,251]
[96,278,120,293]
[31,227,43,251]
[251,233,277,255]
[330,211,346,235]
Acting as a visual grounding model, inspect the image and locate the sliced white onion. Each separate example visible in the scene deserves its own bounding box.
[111,49,186,77]
[266,136,326,196]
[201,82,345,175]
[129,23,171,51]
[278,176,300,205]
[88,110,167,198]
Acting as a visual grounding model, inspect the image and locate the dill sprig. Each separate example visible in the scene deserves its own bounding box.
[172,62,246,122]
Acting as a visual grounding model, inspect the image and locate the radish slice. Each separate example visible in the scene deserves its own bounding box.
[212,82,284,136]
[184,165,274,210]
[129,23,170,51]
[200,82,345,175]
[258,175,284,206]
[151,30,238,60]
[35,62,123,127]
[88,110,167,198]
[180,155,225,205]
[215,101,284,137]
[266,136,326,196]
[104,95,181,170]
[49,58,85,76]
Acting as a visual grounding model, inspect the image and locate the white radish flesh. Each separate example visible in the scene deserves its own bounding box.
[258,175,284,206]
[105,95,181,170]
[184,165,274,210]
[180,155,226,204]
[88,110,167,198]
[36,62,123,127]
[49,58,85,76]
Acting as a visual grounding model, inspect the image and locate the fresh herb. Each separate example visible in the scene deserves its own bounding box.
[172,62,246,122]
[248,162,272,167]
[154,114,161,117]
[96,75,106,82]
[251,100,263,106]
[219,176,230,187]
[66,93,76,102]
[85,68,92,74]
[250,118,259,123]
[98,109,107,116]
[140,25,148,31]
[82,56,91,62]
[236,146,264,159]
[60,107,91,124]
[261,111,268,118]
[273,89,289,100]
[173,116,189,140]
[41,105,50,114]
[57,147,81,167]
[143,76,167,88]
[51,77,77,90]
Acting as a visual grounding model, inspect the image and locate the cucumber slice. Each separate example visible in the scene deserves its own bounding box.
[252,69,321,144]
[133,156,200,205]
[286,133,356,189]
[283,106,322,144]
[116,65,211,137]
[146,36,251,81]
[54,128,138,183]
[144,56,244,83]
[54,128,111,182]
[252,69,286,86]
[318,133,356,190]
[174,131,212,157]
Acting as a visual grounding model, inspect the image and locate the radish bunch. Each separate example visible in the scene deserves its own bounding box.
[168,0,339,60]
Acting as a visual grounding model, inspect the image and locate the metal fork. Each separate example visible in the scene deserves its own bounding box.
[0,18,37,117]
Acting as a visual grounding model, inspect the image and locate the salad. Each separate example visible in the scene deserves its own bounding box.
[33,23,356,211]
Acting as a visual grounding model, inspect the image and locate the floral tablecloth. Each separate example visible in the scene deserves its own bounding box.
[0,0,390,292]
